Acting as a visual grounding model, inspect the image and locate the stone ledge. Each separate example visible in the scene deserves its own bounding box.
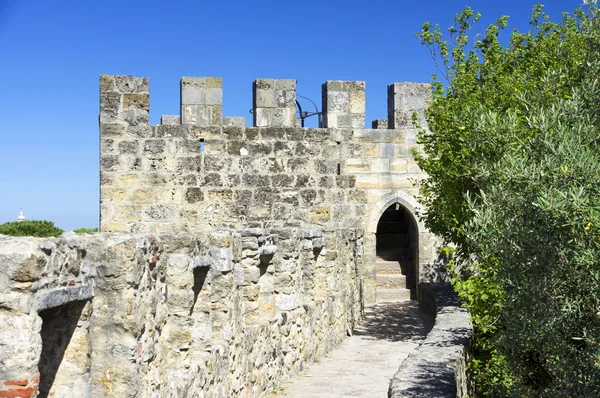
[388,283,473,398]
[37,284,94,312]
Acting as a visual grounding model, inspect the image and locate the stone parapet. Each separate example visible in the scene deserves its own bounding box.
[388,283,473,398]
[0,227,364,397]
[98,74,442,302]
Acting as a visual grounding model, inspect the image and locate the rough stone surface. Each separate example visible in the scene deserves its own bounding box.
[37,284,94,312]
[223,116,246,126]
[387,83,431,129]
[0,74,469,398]
[0,75,469,398]
[99,75,441,305]
[0,228,364,398]
[372,119,389,129]
[323,80,365,129]
[388,284,473,398]
[253,79,296,127]
[161,115,180,125]
[180,77,223,126]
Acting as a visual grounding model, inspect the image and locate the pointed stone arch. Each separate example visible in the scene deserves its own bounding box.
[366,190,426,235]
[363,190,441,301]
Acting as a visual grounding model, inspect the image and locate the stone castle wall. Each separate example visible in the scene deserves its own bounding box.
[99,75,444,302]
[0,228,363,397]
[0,74,451,398]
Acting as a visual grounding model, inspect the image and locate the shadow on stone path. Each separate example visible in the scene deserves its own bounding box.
[277,301,434,398]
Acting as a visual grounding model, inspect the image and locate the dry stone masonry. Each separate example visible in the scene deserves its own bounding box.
[0,228,363,397]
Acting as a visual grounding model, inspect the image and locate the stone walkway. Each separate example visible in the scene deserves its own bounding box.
[277,301,434,398]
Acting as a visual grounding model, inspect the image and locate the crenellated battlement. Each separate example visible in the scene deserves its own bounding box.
[100,74,430,129]
[99,74,435,238]
[99,73,441,306]
[0,75,451,398]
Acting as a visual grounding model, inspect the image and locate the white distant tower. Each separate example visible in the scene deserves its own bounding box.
[17,209,25,222]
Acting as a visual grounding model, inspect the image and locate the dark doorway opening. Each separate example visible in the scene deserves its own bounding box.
[375,203,418,300]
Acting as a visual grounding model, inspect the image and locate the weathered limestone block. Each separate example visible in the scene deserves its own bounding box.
[322,80,365,129]
[253,79,296,127]
[372,119,388,129]
[161,115,180,125]
[259,244,277,257]
[181,77,223,126]
[100,74,149,127]
[387,82,431,129]
[37,285,94,312]
[223,116,245,126]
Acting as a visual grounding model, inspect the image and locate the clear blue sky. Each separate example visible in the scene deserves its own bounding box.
[0,0,584,231]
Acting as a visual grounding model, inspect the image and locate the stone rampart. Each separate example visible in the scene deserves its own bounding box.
[100,75,444,302]
[0,227,363,397]
[99,75,430,234]
[387,283,473,397]
[0,74,461,398]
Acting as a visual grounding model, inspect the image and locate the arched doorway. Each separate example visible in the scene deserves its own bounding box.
[375,203,418,301]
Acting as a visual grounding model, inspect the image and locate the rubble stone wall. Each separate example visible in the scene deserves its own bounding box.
[0,227,363,397]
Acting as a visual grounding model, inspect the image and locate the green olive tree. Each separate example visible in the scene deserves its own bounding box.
[416,3,600,396]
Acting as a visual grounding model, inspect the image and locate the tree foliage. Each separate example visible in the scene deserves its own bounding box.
[416,3,600,396]
[0,220,64,237]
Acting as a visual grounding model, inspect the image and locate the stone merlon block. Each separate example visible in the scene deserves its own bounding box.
[100,75,149,126]
[181,77,223,126]
[387,82,431,129]
[322,80,365,129]
[223,116,245,126]
[253,78,297,127]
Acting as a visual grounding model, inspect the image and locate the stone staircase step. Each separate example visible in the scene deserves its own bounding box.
[376,274,407,289]
[375,260,402,274]
[376,288,412,302]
